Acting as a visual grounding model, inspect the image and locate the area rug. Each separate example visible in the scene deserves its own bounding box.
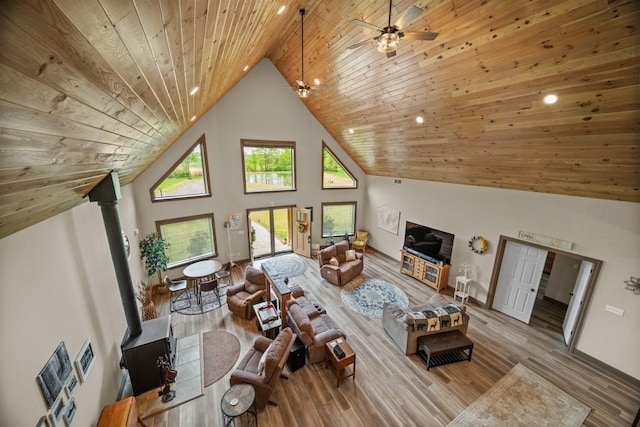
[341,277,409,318]
[448,363,591,426]
[203,331,241,387]
[173,283,230,315]
[138,334,204,419]
[261,253,307,278]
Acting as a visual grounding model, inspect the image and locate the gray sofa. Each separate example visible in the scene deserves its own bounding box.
[382,294,469,355]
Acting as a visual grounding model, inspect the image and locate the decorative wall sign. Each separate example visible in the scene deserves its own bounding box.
[123,232,131,259]
[37,342,73,409]
[376,205,400,235]
[518,231,573,250]
[227,213,242,230]
[75,339,95,383]
[469,236,489,254]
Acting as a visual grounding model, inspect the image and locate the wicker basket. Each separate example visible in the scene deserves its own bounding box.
[142,301,157,320]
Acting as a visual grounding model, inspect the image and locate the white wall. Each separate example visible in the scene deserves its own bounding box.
[132,58,366,279]
[0,185,142,426]
[364,176,640,380]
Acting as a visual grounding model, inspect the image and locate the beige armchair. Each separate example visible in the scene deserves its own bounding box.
[351,230,369,253]
[229,327,296,410]
[226,266,266,319]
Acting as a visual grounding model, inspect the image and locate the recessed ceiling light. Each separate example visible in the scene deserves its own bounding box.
[416,116,424,124]
[190,86,199,96]
[544,94,558,104]
[277,5,286,15]
[349,128,354,134]
[243,65,249,72]
[190,116,196,122]
[314,78,320,86]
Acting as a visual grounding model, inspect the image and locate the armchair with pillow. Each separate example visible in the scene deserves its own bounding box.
[226,266,266,319]
[317,240,363,286]
[229,327,297,410]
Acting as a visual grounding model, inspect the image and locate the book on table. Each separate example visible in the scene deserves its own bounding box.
[258,305,278,323]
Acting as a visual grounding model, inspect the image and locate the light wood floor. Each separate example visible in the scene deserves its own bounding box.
[146,249,639,427]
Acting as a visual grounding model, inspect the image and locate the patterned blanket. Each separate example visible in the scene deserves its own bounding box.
[408,304,463,332]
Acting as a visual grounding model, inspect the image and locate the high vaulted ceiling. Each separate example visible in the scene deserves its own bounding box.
[0,0,638,239]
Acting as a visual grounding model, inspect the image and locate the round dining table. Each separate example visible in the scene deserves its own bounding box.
[183,260,222,305]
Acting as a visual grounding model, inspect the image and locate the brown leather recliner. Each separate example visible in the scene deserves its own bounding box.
[317,240,363,286]
[229,327,297,410]
[226,266,266,319]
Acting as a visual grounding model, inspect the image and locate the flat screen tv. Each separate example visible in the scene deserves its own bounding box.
[403,221,455,265]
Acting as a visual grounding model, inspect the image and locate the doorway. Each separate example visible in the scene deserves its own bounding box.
[488,236,602,351]
[247,206,293,259]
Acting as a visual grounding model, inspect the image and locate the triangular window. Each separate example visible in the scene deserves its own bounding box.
[150,135,211,201]
[322,142,357,189]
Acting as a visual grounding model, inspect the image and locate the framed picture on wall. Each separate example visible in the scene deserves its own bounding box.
[74,338,94,383]
[37,342,73,409]
[63,398,77,426]
[63,370,78,399]
[36,416,51,427]
[47,394,66,427]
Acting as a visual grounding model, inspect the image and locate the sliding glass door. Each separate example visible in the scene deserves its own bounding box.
[248,206,293,258]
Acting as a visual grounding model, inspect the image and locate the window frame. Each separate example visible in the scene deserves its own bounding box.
[156,213,218,269]
[320,201,357,238]
[321,141,358,190]
[149,135,211,202]
[241,139,297,194]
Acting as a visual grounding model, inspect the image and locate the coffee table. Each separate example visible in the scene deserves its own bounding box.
[253,301,281,339]
[325,338,356,387]
[417,330,474,370]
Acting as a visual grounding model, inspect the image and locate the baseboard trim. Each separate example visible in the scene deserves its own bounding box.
[574,349,640,387]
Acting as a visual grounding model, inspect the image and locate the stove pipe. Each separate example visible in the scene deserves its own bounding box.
[88,172,142,337]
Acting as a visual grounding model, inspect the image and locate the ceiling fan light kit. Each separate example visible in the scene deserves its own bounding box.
[377,32,400,53]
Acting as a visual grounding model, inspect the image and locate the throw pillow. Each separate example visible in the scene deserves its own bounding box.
[345,250,356,261]
[258,343,272,374]
[329,256,339,266]
[428,293,450,307]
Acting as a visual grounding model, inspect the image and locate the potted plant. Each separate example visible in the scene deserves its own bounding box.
[140,232,170,294]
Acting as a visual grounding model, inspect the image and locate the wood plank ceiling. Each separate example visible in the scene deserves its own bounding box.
[0,0,638,239]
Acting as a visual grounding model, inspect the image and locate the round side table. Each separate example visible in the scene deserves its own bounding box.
[221,384,257,427]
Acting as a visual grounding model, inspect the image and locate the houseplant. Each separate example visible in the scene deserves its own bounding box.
[140,232,170,294]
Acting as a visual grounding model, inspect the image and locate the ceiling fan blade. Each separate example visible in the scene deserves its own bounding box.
[350,19,383,32]
[402,31,438,41]
[296,80,306,87]
[346,38,374,51]
[394,5,424,30]
[310,84,328,90]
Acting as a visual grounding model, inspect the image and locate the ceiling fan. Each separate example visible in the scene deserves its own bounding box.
[294,9,324,98]
[347,0,438,58]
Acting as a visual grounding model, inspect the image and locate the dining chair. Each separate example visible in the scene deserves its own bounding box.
[164,276,191,312]
[198,277,219,307]
[215,261,234,287]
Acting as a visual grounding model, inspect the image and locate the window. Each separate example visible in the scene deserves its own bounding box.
[321,202,357,238]
[322,142,357,189]
[241,139,296,193]
[150,135,211,201]
[157,213,217,268]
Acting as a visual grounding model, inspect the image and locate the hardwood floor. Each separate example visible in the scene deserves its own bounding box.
[145,250,639,426]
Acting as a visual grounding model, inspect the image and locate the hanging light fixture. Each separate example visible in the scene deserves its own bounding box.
[377,31,400,53]
[296,9,310,98]
[297,87,309,98]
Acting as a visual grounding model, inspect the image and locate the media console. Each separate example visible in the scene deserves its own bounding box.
[400,249,450,292]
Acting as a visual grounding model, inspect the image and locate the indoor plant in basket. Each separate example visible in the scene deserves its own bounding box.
[140,232,170,294]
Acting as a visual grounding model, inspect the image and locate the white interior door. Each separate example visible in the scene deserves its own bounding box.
[563,260,593,345]
[493,241,548,323]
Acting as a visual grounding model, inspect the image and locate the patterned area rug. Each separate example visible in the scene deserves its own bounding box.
[173,283,230,315]
[341,277,409,318]
[261,254,307,278]
[448,363,591,426]
[203,331,240,387]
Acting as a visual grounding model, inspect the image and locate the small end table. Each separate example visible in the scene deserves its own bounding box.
[221,384,257,427]
[253,301,281,339]
[325,339,356,388]
[454,276,472,304]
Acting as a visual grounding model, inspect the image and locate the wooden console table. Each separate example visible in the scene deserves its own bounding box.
[261,262,292,328]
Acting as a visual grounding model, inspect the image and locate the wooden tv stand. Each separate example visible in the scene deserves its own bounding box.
[400,250,450,292]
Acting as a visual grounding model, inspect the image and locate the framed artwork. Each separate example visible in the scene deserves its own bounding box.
[74,338,94,383]
[63,370,78,398]
[48,394,66,427]
[63,398,77,426]
[376,205,401,235]
[36,416,51,427]
[37,342,73,408]
[227,213,242,230]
